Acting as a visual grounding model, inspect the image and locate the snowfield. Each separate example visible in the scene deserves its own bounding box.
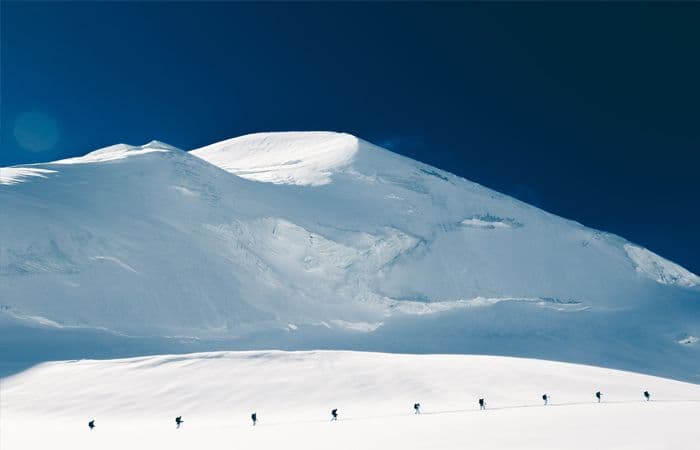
[2,350,700,450]
[2,132,700,448]
[1,131,699,381]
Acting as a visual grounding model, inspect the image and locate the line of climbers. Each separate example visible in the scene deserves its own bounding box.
[87,390,654,430]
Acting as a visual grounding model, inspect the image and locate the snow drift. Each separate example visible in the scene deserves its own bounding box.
[1,132,699,380]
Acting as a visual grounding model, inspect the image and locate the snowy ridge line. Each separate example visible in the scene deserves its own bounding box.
[50,141,174,165]
[624,244,700,288]
[190,132,360,186]
[0,167,56,185]
[2,131,700,384]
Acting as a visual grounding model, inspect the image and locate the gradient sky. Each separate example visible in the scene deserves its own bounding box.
[2,2,699,273]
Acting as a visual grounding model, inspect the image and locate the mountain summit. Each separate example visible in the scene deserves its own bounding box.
[191,132,361,186]
[1,132,698,380]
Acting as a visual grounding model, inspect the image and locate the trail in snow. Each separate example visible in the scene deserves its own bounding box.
[205,398,700,429]
[3,351,700,450]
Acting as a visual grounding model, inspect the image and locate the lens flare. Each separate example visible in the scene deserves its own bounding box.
[13,112,60,152]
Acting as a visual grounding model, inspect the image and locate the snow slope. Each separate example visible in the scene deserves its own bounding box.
[624,243,700,288]
[1,132,699,380]
[2,350,700,450]
[0,167,56,185]
[191,132,358,186]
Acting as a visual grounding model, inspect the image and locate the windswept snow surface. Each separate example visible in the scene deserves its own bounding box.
[191,132,359,186]
[2,351,700,450]
[0,167,56,185]
[624,243,700,288]
[52,141,174,165]
[1,132,699,380]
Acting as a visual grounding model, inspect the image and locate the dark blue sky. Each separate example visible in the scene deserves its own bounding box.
[2,2,699,273]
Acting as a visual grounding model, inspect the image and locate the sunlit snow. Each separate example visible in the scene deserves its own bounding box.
[2,351,699,450]
[1,132,699,381]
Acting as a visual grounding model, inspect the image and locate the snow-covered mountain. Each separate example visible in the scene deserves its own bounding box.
[3,350,700,450]
[1,132,698,380]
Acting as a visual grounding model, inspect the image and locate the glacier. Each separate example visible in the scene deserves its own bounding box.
[1,132,698,381]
